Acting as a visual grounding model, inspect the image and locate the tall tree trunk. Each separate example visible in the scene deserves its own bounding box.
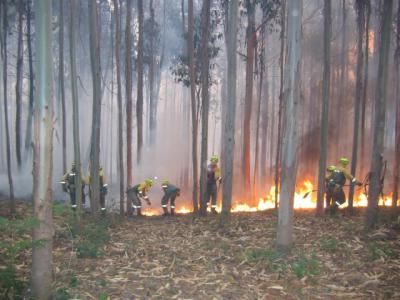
[316,0,332,216]
[25,0,35,154]
[242,0,256,204]
[188,0,199,212]
[114,0,125,215]
[221,0,238,219]
[137,0,144,163]
[260,33,269,191]
[275,0,286,208]
[15,0,24,168]
[336,0,347,160]
[69,0,82,215]
[253,27,264,202]
[349,0,366,210]
[276,0,302,252]
[199,0,212,215]
[1,2,15,215]
[88,0,102,213]
[360,0,370,179]
[32,0,54,297]
[149,0,156,145]
[59,0,67,175]
[366,0,393,230]
[393,0,400,208]
[125,0,133,214]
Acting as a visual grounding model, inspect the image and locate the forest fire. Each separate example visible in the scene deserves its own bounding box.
[139,180,394,215]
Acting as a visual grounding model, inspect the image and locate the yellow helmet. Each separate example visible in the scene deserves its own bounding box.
[210,155,219,163]
[339,157,349,166]
[144,179,154,187]
[161,180,169,188]
[326,165,336,172]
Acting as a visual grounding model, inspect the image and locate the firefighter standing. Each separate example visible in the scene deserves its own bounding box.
[161,180,180,216]
[126,179,153,216]
[88,166,108,212]
[60,162,87,210]
[206,155,222,214]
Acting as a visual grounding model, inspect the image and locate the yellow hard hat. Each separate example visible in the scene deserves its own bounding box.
[145,179,154,187]
[326,165,336,172]
[339,157,349,166]
[210,155,219,163]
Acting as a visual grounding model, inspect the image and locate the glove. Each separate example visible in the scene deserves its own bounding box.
[143,196,151,206]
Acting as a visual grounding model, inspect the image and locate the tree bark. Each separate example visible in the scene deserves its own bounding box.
[15,0,24,168]
[188,0,199,212]
[69,0,82,215]
[113,0,125,215]
[221,0,239,218]
[59,0,67,175]
[366,0,393,230]
[275,0,286,208]
[199,0,212,215]
[348,0,366,210]
[88,0,102,213]
[25,0,35,155]
[125,0,133,214]
[137,0,144,163]
[32,0,54,298]
[149,0,156,145]
[392,1,400,208]
[1,2,15,215]
[277,0,302,252]
[316,0,331,216]
[242,0,256,204]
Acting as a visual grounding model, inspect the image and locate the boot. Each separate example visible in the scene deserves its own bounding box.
[162,207,169,216]
[211,206,218,215]
[170,207,175,216]
[137,207,143,217]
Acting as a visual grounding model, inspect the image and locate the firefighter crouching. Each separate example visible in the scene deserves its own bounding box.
[126,179,153,216]
[161,180,180,216]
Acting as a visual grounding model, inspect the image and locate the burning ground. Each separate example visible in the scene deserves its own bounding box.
[1,201,400,299]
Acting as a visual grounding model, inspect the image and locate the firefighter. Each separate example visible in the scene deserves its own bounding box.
[161,180,180,216]
[126,179,153,216]
[88,166,108,212]
[206,155,222,214]
[325,157,360,214]
[60,162,86,210]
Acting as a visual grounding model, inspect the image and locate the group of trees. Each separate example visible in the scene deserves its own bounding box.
[0,0,399,297]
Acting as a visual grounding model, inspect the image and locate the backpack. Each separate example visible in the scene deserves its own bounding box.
[68,172,76,189]
[207,165,216,184]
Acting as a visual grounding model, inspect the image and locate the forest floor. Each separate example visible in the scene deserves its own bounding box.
[1,200,400,299]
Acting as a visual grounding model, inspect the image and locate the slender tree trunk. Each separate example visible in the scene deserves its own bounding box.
[88,0,102,213]
[366,0,393,229]
[59,0,67,175]
[32,0,54,297]
[360,0,370,178]
[393,1,400,208]
[25,0,35,154]
[15,0,24,168]
[260,33,269,190]
[188,0,199,212]
[113,0,124,215]
[316,0,332,216]
[125,0,133,214]
[149,0,156,145]
[221,0,238,218]
[277,0,302,252]
[137,0,144,163]
[69,0,82,215]
[336,0,347,159]
[349,0,365,210]
[242,0,256,204]
[275,0,286,208]
[253,27,264,202]
[199,0,212,215]
[1,2,15,215]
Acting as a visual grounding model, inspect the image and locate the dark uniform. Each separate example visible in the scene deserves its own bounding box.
[61,164,86,210]
[206,159,221,214]
[126,181,152,216]
[161,182,180,216]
